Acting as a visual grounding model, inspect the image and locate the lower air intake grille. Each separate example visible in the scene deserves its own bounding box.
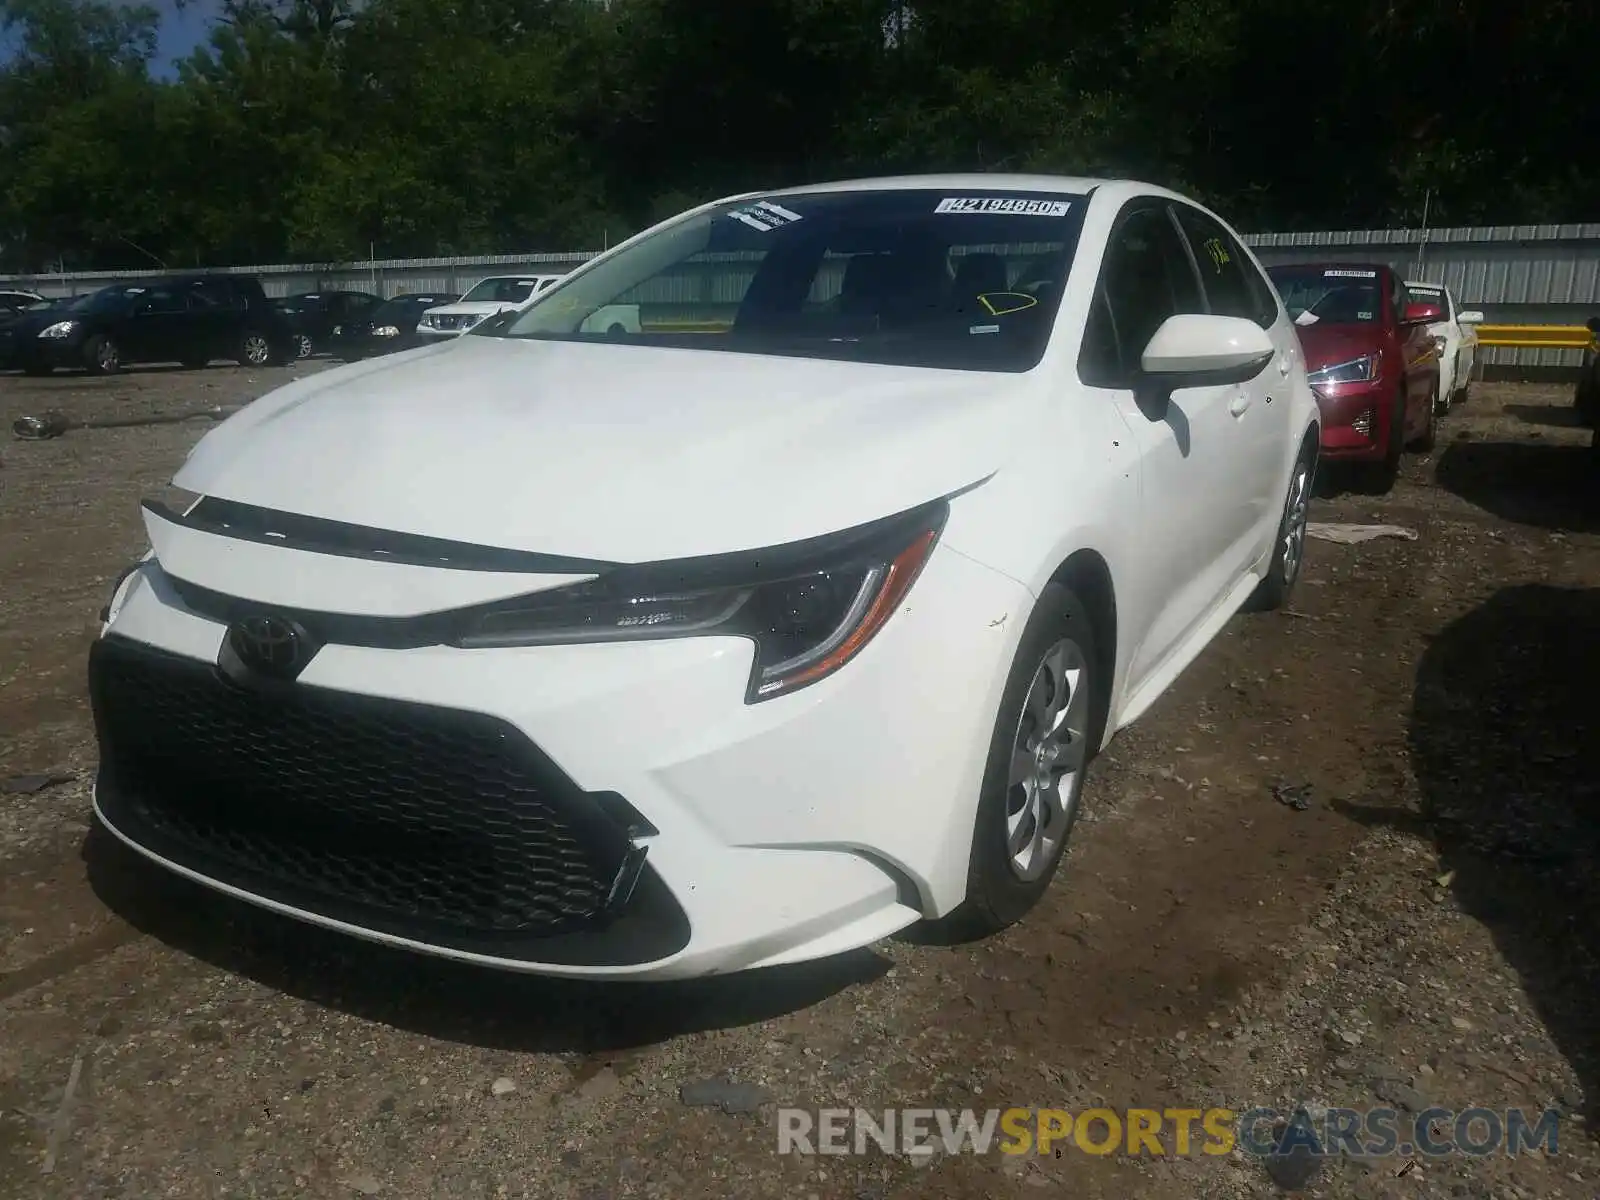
[89,636,645,947]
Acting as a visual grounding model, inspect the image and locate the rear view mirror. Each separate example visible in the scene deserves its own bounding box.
[1403,301,1445,324]
[1457,309,1485,325]
[1139,314,1275,386]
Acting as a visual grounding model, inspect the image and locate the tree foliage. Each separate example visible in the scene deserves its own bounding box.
[0,0,1593,271]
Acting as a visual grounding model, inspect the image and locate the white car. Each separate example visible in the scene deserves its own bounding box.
[90,175,1320,981]
[1405,280,1483,411]
[417,273,565,339]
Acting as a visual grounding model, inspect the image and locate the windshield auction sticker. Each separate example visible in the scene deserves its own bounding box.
[728,201,804,232]
[1323,269,1378,278]
[936,197,1071,216]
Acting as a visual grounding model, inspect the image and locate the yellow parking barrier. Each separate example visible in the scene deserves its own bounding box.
[1475,324,1596,350]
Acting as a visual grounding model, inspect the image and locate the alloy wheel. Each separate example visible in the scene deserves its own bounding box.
[1281,462,1311,586]
[96,339,119,372]
[295,333,313,359]
[243,334,270,365]
[1005,637,1091,882]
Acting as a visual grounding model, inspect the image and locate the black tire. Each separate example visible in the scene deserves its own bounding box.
[1409,386,1438,452]
[951,582,1106,937]
[83,334,121,375]
[236,329,273,368]
[1247,444,1315,612]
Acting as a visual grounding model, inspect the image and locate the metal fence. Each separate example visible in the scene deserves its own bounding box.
[6,223,1599,368]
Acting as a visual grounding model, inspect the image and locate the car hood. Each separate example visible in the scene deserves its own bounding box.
[174,336,1033,562]
[1294,322,1385,371]
[426,301,518,317]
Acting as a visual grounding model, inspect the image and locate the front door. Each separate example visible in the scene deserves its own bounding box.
[1170,203,1294,561]
[121,285,185,363]
[1078,200,1261,691]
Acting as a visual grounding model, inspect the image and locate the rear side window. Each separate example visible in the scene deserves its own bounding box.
[1172,206,1277,328]
[1079,203,1204,388]
[189,280,242,311]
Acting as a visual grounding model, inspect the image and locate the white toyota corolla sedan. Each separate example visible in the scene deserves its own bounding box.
[91,175,1320,980]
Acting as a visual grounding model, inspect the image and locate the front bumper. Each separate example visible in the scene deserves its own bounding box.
[1311,379,1390,461]
[8,334,89,370]
[91,541,1031,979]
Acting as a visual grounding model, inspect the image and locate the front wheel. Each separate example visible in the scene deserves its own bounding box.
[1409,387,1438,452]
[294,332,314,360]
[83,334,121,375]
[952,582,1105,937]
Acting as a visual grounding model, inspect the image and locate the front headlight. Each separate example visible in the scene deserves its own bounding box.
[373,325,400,338]
[419,314,437,329]
[38,320,77,339]
[458,501,948,702]
[1305,354,1378,385]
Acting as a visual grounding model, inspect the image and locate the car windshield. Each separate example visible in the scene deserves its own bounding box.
[1408,286,1446,313]
[484,188,1089,372]
[1267,267,1383,325]
[459,278,541,304]
[69,285,150,314]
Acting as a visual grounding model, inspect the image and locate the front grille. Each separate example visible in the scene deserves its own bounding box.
[89,636,667,955]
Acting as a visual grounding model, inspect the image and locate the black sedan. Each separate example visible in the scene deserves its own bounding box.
[327,293,458,361]
[273,289,384,358]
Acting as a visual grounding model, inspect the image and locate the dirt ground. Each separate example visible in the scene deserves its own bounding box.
[1,362,1596,1200]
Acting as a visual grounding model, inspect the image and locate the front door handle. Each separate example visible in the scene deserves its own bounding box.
[1229,392,1252,417]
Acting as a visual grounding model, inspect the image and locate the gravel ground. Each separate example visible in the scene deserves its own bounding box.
[0,362,1596,1199]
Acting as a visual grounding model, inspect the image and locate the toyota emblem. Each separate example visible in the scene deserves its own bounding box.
[225,615,310,680]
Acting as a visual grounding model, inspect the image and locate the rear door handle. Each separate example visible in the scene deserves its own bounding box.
[1229,392,1252,417]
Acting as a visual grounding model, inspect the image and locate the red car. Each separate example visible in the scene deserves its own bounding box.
[1267,262,1442,484]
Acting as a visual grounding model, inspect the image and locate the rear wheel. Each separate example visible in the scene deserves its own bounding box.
[83,334,121,375]
[951,582,1105,937]
[294,332,314,359]
[1247,445,1314,612]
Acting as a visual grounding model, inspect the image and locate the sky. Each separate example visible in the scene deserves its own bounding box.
[143,0,218,76]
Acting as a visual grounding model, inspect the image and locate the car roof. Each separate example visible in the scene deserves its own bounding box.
[758,172,1113,198]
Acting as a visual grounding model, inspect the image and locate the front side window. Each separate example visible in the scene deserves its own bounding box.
[1268,266,1384,326]
[1079,203,1204,387]
[1172,206,1277,328]
[486,189,1089,372]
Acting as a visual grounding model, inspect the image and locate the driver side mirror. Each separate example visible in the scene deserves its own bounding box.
[1139,314,1276,387]
[1457,309,1485,325]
